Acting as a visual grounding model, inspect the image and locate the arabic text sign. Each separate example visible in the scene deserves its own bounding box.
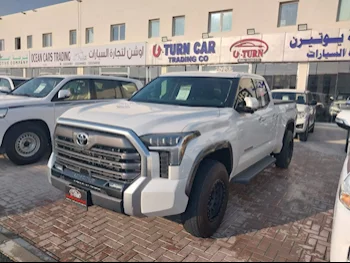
[287,30,350,61]
[0,52,30,68]
[150,39,221,65]
[30,43,146,68]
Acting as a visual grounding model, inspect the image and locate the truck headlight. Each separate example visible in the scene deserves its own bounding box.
[340,175,350,210]
[0,108,8,118]
[140,131,200,166]
[297,112,306,119]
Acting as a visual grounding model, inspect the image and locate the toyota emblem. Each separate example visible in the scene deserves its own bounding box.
[69,188,82,199]
[76,133,89,147]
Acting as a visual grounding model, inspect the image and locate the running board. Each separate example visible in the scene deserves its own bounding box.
[231,156,276,185]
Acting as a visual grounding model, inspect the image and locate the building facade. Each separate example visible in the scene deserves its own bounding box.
[0,0,350,121]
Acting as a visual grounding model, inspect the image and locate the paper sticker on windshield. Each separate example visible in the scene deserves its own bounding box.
[34,83,47,94]
[176,86,191,101]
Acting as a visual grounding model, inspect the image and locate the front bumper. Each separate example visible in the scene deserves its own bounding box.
[296,117,308,133]
[48,152,189,218]
[331,160,350,262]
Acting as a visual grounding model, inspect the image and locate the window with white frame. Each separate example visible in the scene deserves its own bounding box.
[338,0,350,21]
[43,33,52,47]
[278,1,299,27]
[173,16,185,36]
[209,10,232,33]
[27,35,33,49]
[70,30,77,45]
[86,28,94,44]
[149,19,160,38]
[15,37,21,50]
[111,24,126,41]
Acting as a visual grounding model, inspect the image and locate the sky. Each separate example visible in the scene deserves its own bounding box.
[0,0,71,16]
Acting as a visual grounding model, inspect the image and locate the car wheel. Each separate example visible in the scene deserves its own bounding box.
[4,123,49,165]
[275,130,294,169]
[182,159,229,238]
[299,122,309,142]
[309,124,315,133]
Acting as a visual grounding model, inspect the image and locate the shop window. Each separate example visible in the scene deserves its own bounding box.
[149,19,160,38]
[111,24,126,41]
[278,1,298,27]
[27,35,33,49]
[209,10,232,33]
[0,39,5,51]
[86,28,94,44]
[130,67,147,85]
[15,37,21,50]
[43,33,52,47]
[70,30,77,45]
[173,16,185,36]
[338,0,350,21]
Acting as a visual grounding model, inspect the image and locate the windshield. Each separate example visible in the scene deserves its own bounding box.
[130,77,239,108]
[12,79,27,88]
[11,77,63,98]
[272,92,307,105]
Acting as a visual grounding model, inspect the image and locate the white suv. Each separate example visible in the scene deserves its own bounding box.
[0,75,143,165]
[0,76,28,93]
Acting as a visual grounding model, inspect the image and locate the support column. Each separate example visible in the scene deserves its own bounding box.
[77,67,84,75]
[296,63,310,92]
[161,66,167,74]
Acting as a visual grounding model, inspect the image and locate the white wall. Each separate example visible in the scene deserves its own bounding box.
[0,0,349,52]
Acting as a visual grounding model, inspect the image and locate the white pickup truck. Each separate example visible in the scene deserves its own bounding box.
[0,75,142,165]
[48,72,297,237]
[0,76,28,93]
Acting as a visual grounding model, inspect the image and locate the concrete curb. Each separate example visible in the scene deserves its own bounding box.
[0,226,57,262]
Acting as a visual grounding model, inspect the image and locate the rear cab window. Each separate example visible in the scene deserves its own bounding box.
[253,79,271,108]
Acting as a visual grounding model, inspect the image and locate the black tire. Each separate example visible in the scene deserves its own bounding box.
[309,124,315,133]
[182,159,229,238]
[275,130,294,169]
[299,122,309,142]
[4,123,49,165]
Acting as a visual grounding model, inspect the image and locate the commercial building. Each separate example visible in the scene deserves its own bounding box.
[0,0,350,121]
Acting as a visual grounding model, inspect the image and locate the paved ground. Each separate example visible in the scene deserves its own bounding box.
[0,253,13,262]
[0,123,347,262]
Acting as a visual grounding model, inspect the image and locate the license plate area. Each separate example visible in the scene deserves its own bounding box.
[65,185,92,210]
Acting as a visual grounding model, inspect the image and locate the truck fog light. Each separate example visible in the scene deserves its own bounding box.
[54,163,63,172]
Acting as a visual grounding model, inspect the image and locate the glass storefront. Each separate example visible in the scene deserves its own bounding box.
[27,67,77,78]
[307,62,350,122]
[0,68,24,77]
[254,63,297,90]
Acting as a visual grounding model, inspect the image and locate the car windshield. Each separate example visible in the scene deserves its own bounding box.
[10,77,63,98]
[272,92,307,105]
[12,79,27,88]
[130,76,239,108]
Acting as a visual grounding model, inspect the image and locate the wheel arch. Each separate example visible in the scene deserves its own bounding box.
[185,141,233,197]
[2,119,51,148]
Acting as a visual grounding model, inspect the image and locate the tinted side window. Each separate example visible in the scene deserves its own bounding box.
[0,79,11,89]
[235,78,257,109]
[93,79,122,100]
[254,79,271,108]
[120,81,138,99]
[59,80,91,101]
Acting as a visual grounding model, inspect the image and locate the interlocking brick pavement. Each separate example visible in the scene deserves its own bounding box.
[0,125,346,262]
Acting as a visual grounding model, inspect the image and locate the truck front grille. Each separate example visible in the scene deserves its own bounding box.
[54,125,141,183]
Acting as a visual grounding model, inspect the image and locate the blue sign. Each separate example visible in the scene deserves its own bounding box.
[153,41,217,64]
[290,33,350,60]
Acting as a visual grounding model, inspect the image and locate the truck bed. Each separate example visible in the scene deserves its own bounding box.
[273,99,296,105]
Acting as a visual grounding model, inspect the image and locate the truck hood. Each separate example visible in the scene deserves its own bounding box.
[0,94,43,108]
[296,104,308,113]
[60,101,221,135]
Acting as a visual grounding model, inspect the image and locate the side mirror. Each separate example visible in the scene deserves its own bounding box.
[0,86,11,94]
[310,100,317,106]
[336,117,350,131]
[236,97,259,114]
[58,90,71,100]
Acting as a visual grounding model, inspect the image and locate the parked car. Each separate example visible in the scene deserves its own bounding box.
[331,110,350,262]
[272,90,317,142]
[329,93,350,121]
[48,72,297,238]
[0,76,28,93]
[0,75,143,165]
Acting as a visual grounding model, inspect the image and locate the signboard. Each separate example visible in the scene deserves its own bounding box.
[0,51,29,68]
[30,43,146,68]
[149,39,221,65]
